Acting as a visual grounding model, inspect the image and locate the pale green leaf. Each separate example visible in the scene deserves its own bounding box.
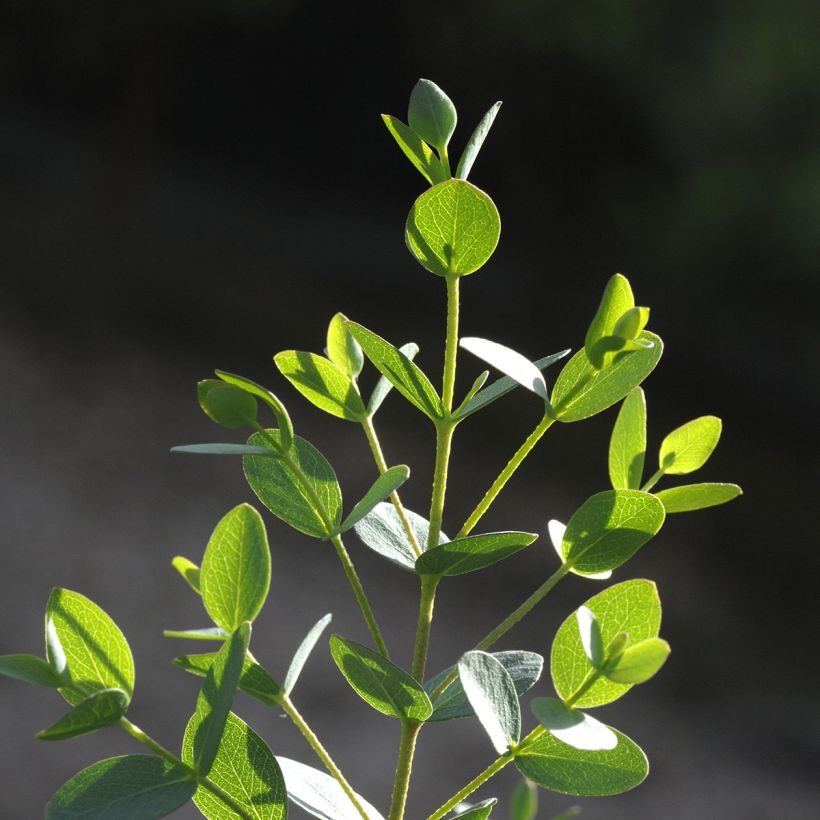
[659,416,722,474]
[460,337,549,402]
[276,757,385,820]
[583,274,635,370]
[552,333,663,422]
[45,588,135,707]
[275,350,367,422]
[408,78,457,152]
[575,607,604,668]
[655,482,742,513]
[198,381,258,429]
[547,520,610,580]
[509,779,537,820]
[551,580,661,708]
[163,627,228,641]
[327,313,364,378]
[354,502,442,572]
[200,504,271,632]
[515,728,647,796]
[424,650,543,723]
[609,388,646,490]
[530,698,616,751]
[455,350,569,420]
[183,711,286,820]
[335,465,411,535]
[190,622,251,776]
[215,371,294,451]
[605,637,670,684]
[452,798,497,819]
[37,688,128,741]
[0,653,63,688]
[405,179,501,277]
[171,444,276,457]
[458,651,520,754]
[44,755,196,820]
[244,430,342,538]
[366,341,417,416]
[561,490,665,575]
[171,556,201,594]
[381,115,444,185]
[284,613,332,695]
[456,101,502,181]
[329,635,432,721]
[174,652,282,707]
[347,323,443,420]
[415,531,537,577]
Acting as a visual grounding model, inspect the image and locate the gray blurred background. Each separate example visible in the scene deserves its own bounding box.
[1,1,818,818]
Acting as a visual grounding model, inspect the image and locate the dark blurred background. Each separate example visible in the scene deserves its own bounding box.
[1,1,818,818]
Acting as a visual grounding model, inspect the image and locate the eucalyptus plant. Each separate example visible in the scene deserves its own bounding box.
[0,79,742,820]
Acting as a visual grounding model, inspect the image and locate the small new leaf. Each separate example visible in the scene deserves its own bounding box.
[456,101,502,181]
[335,465,411,535]
[609,388,646,490]
[408,78,457,154]
[584,274,636,370]
[174,652,283,707]
[575,607,604,668]
[460,337,549,403]
[659,416,722,474]
[37,688,128,741]
[163,627,227,641]
[284,613,332,695]
[171,556,201,594]
[327,313,365,379]
[381,114,445,186]
[604,637,670,684]
[329,635,432,721]
[655,482,742,513]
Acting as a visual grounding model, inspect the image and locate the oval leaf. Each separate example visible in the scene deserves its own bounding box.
[327,313,364,378]
[38,688,128,741]
[347,323,443,420]
[405,179,500,278]
[329,635,431,721]
[460,338,549,402]
[605,637,670,684]
[244,430,343,538]
[44,754,196,820]
[456,101,502,181]
[584,274,636,370]
[659,416,722,474]
[515,727,648,796]
[284,613,333,695]
[425,650,543,723]
[200,504,271,632]
[408,78,457,152]
[530,698,616,752]
[415,531,537,577]
[45,588,134,706]
[276,757,385,820]
[609,388,646,490]
[0,653,63,688]
[458,651,521,754]
[183,711,286,820]
[354,502,442,572]
[561,490,665,575]
[552,332,663,423]
[336,465,411,535]
[198,381,258,429]
[654,482,742,513]
[551,580,661,708]
[275,350,367,421]
[190,622,251,776]
[174,652,283,707]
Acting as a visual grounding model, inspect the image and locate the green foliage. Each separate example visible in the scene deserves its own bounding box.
[3,77,743,820]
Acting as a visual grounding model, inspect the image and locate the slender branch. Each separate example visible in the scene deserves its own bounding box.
[330,534,390,657]
[441,275,460,413]
[412,575,440,682]
[389,721,422,820]
[427,422,455,549]
[458,411,555,538]
[279,694,369,820]
[119,718,254,820]
[361,415,422,557]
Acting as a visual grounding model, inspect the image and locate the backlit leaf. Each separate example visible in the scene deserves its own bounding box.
[456,101,502,181]
[609,388,646,490]
[551,580,661,708]
[275,350,367,422]
[547,520,610,580]
[575,607,604,668]
[368,342,420,416]
[415,531,537,577]
[381,115,444,186]
[171,556,201,594]
[198,381,257,429]
[44,754,196,820]
[284,613,332,695]
[174,652,282,707]
[45,588,134,707]
[460,338,549,402]
[0,653,63,688]
[335,466,411,535]
[37,688,128,741]
[200,504,271,632]
[408,78,457,153]
[458,651,520,754]
[654,482,742,513]
[163,627,228,642]
[327,313,365,379]
[452,798,497,819]
[605,637,670,684]
[584,274,636,370]
[405,179,500,278]
[183,711,286,820]
[329,636,431,721]
[659,416,722,474]
[509,779,537,820]
[244,430,342,538]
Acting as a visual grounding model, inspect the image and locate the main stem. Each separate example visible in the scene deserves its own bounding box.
[280,694,370,820]
[458,411,555,538]
[119,718,253,820]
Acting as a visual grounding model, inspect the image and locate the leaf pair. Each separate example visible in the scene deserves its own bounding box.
[609,387,742,512]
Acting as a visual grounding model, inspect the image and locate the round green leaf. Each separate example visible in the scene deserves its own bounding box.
[244,430,342,538]
[329,635,432,721]
[515,727,648,796]
[200,504,271,632]
[405,179,500,277]
[659,416,722,474]
[551,580,661,708]
[183,711,287,820]
[44,754,196,820]
[561,490,665,575]
[45,588,134,707]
